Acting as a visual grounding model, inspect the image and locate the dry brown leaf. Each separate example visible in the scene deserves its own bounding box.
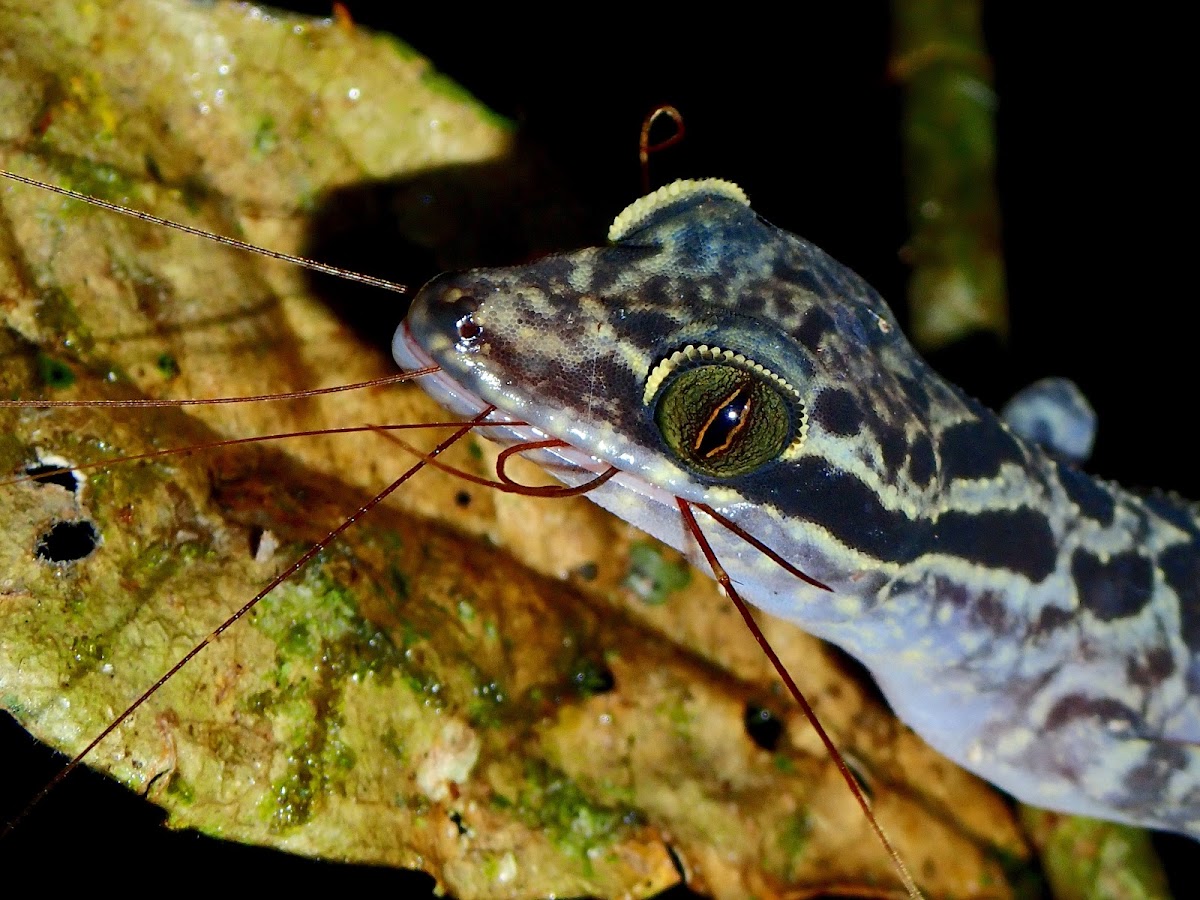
[0,2,1031,896]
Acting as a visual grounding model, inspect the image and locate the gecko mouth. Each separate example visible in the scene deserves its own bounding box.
[392,321,688,512]
[394,322,608,478]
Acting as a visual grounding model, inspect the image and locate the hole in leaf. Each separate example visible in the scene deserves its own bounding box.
[156,352,181,379]
[248,527,280,563]
[569,657,615,697]
[25,464,81,492]
[36,352,76,389]
[744,703,783,752]
[35,520,99,563]
[572,561,598,582]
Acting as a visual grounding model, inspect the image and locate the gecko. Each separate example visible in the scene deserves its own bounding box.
[395,177,1200,837]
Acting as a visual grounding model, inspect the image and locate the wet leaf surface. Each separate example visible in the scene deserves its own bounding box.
[0,2,1030,896]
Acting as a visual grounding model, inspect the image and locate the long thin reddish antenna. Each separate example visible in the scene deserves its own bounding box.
[0,170,409,294]
[2,420,520,489]
[695,502,832,592]
[676,498,923,900]
[375,429,619,498]
[0,408,489,840]
[639,105,686,194]
[0,370,433,408]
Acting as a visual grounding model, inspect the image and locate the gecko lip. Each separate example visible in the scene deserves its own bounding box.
[392,320,688,512]
[393,320,598,474]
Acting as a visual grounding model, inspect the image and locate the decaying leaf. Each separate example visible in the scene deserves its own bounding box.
[0,2,1031,896]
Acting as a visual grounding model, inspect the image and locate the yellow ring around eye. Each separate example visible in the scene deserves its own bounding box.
[651,358,805,479]
[645,344,808,477]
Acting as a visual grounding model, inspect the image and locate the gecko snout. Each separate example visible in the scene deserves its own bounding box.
[396,271,489,372]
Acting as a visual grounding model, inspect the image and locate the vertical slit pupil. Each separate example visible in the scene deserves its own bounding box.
[695,382,752,459]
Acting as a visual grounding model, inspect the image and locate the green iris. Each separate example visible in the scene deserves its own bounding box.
[654,364,795,478]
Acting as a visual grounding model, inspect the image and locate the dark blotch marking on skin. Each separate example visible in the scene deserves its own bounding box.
[1159,542,1200,652]
[1144,492,1200,539]
[1071,549,1154,621]
[812,388,863,436]
[1127,646,1177,689]
[688,273,739,307]
[775,261,831,300]
[1034,605,1074,634]
[930,577,1011,632]
[775,459,1057,580]
[1044,694,1144,734]
[973,590,1009,632]
[932,575,971,608]
[1124,743,1188,809]
[635,274,674,308]
[906,432,936,487]
[883,575,923,605]
[735,292,766,315]
[794,306,836,352]
[513,254,577,287]
[875,423,908,477]
[526,295,588,344]
[897,374,930,415]
[938,415,1027,482]
[581,254,634,295]
[932,508,1058,583]
[774,458,923,563]
[621,309,683,353]
[1058,464,1116,527]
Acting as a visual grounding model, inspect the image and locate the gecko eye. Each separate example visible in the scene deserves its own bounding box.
[646,345,806,479]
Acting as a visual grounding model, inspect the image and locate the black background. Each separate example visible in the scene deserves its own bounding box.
[3,3,1194,894]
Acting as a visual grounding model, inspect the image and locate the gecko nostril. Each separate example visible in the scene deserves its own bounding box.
[35,520,99,563]
[743,702,784,751]
[456,314,482,342]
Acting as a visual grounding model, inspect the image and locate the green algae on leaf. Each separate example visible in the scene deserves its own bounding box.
[623,540,691,606]
[35,351,75,388]
[1020,808,1172,900]
[502,758,641,861]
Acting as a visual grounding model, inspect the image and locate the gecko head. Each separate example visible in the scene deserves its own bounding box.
[395,179,937,566]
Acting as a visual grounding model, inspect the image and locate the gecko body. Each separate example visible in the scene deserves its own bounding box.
[394,178,1200,836]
